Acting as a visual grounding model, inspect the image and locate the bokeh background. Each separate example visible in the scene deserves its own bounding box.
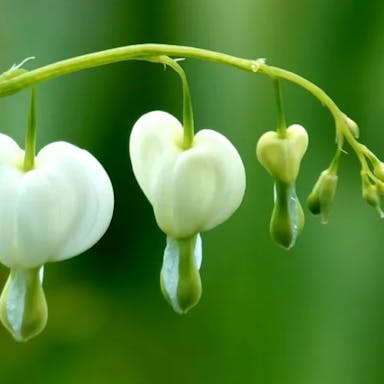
[0,0,384,383]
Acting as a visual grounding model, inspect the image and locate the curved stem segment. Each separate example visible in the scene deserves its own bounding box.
[0,44,263,97]
[151,56,195,149]
[0,44,350,133]
[0,43,362,160]
[0,44,339,123]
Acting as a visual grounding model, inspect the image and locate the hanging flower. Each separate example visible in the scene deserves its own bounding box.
[256,124,308,248]
[129,110,246,313]
[0,134,114,341]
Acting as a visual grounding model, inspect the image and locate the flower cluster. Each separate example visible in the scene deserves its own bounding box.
[0,48,381,342]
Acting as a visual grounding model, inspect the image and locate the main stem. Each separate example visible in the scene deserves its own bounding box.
[0,44,343,121]
[0,44,363,155]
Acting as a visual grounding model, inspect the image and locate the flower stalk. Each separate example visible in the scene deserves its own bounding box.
[23,87,37,171]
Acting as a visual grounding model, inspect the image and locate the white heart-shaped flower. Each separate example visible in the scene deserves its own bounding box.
[0,134,114,269]
[129,111,246,238]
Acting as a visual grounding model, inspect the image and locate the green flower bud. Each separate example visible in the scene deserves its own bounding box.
[373,161,384,182]
[376,180,384,195]
[363,183,380,207]
[0,267,47,342]
[270,181,304,249]
[307,169,338,224]
[160,234,202,314]
[256,124,308,183]
[345,116,359,139]
[361,173,383,216]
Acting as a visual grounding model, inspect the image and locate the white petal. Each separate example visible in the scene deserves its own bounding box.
[35,142,114,262]
[0,135,25,267]
[171,129,246,236]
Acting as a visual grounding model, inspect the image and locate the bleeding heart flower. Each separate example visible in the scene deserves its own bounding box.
[0,134,114,269]
[129,110,245,314]
[0,133,114,341]
[129,110,246,239]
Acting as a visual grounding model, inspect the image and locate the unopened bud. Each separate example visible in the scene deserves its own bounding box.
[345,116,359,139]
[256,124,308,183]
[363,183,380,207]
[373,161,384,182]
[307,169,338,223]
[361,173,383,217]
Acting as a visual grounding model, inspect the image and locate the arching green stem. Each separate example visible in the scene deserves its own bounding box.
[0,43,365,165]
[0,44,348,129]
[0,44,339,123]
[0,44,263,97]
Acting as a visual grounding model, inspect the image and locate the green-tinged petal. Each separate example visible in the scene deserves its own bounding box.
[0,267,47,342]
[160,234,202,314]
[270,181,304,249]
[256,124,308,183]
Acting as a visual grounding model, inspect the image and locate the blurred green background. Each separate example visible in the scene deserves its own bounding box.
[0,0,384,383]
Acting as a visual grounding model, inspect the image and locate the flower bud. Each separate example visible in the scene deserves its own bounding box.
[307,169,338,223]
[270,181,304,249]
[373,161,384,182]
[256,124,308,183]
[129,111,246,239]
[376,180,384,195]
[345,116,359,139]
[160,234,202,314]
[361,173,383,217]
[363,183,380,207]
